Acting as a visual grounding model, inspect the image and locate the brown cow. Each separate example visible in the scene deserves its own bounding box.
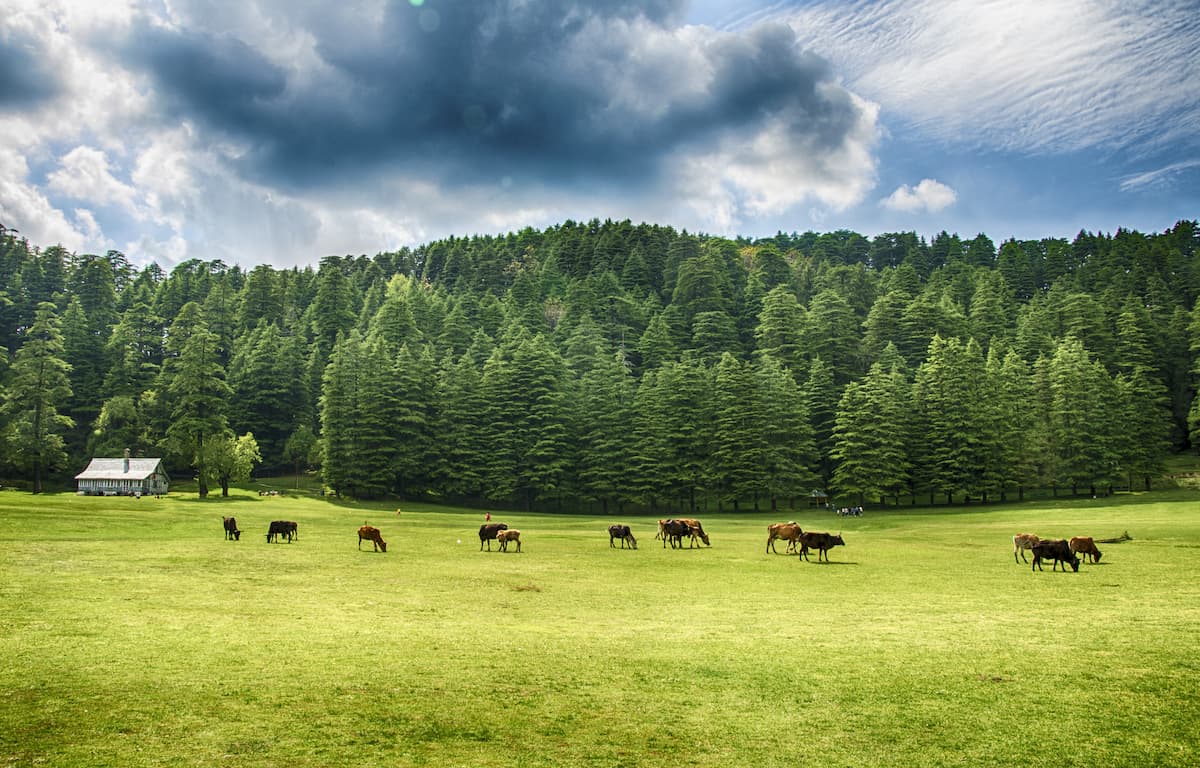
[358,525,387,553]
[766,522,803,554]
[658,519,690,548]
[676,518,710,547]
[222,516,241,541]
[479,523,508,551]
[1013,533,1039,563]
[799,531,845,562]
[1068,536,1102,564]
[497,529,522,553]
[608,524,637,549]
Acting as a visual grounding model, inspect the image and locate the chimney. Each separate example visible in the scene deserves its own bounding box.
[123,448,131,473]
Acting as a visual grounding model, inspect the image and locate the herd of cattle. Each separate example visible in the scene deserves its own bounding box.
[221,515,1108,572]
[1013,533,1103,572]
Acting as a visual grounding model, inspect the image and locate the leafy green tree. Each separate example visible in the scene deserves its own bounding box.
[205,432,262,497]
[162,315,231,498]
[283,424,318,477]
[2,302,74,492]
[803,356,839,489]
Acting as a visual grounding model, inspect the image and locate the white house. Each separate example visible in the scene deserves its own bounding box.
[75,451,170,496]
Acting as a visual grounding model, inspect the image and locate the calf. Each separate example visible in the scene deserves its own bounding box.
[799,531,845,562]
[1031,539,1080,572]
[479,522,508,551]
[267,520,297,543]
[222,516,241,541]
[358,525,387,553]
[1013,533,1040,563]
[608,524,637,549]
[766,522,803,554]
[497,529,522,553]
[1069,536,1102,564]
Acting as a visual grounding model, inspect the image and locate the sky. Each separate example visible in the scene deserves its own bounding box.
[1,0,1197,269]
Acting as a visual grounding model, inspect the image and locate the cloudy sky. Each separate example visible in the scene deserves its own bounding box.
[1,0,1197,269]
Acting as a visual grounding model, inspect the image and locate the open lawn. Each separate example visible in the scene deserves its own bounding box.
[1,489,1198,766]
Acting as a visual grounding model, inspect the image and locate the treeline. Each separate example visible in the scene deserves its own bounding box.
[1,219,1197,508]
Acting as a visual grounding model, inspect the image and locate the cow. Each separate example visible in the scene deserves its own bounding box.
[358,525,387,553]
[658,519,691,549]
[222,516,241,541]
[766,522,803,554]
[799,531,845,562]
[1069,536,1102,564]
[676,518,710,547]
[479,522,508,551]
[267,520,297,543]
[1013,533,1040,563]
[497,529,522,553]
[1031,539,1080,572]
[608,524,637,549]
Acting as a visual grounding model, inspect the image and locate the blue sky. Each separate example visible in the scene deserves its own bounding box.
[1,0,1196,268]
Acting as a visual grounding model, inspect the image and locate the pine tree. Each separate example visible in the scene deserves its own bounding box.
[163,315,231,497]
[575,349,637,514]
[754,356,818,509]
[2,302,74,492]
[709,353,764,510]
[830,360,910,505]
[754,286,806,375]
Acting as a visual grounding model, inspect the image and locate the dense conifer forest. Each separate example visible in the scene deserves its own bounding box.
[1,219,1197,510]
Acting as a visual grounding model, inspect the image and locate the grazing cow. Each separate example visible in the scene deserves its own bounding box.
[358,525,387,553]
[1031,539,1080,572]
[1069,536,1102,564]
[267,520,297,543]
[497,529,522,553]
[222,516,241,541]
[799,531,845,562]
[1013,533,1040,563]
[766,522,803,554]
[479,522,508,551]
[676,518,710,547]
[608,524,637,549]
[658,519,692,549]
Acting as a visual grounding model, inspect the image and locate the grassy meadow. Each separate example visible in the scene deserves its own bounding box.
[1,486,1198,767]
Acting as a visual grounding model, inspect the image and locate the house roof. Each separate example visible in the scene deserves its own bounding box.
[75,458,167,481]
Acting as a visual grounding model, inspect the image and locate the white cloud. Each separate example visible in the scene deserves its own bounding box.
[1119,159,1200,192]
[766,0,1200,154]
[881,178,957,213]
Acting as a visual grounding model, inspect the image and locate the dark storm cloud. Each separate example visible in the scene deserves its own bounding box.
[113,1,865,192]
[121,24,287,133]
[0,35,60,110]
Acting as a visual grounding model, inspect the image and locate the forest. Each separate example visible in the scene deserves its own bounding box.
[1,218,1197,511]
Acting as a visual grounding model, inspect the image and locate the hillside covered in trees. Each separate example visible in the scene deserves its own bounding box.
[1,219,1197,510]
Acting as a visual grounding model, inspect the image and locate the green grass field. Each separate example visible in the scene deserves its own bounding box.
[2,488,1198,767]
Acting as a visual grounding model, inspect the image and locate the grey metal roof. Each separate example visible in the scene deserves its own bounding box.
[75,458,167,481]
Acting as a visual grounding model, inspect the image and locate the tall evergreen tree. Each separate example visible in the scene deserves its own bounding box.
[162,315,231,497]
[2,302,74,492]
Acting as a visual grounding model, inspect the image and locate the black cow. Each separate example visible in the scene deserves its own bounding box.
[608,524,637,549]
[267,520,297,543]
[479,522,508,551]
[222,516,241,541]
[1031,539,1080,572]
[659,519,693,549]
[799,531,845,562]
